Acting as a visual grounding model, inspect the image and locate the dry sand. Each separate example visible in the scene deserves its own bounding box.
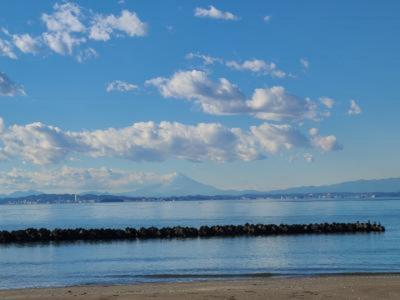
[1,274,399,300]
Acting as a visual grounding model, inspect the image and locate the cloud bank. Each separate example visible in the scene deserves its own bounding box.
[0,167,176,194]
[0,118,341,165]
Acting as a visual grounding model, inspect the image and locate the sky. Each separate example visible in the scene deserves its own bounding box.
[0,0,399,194]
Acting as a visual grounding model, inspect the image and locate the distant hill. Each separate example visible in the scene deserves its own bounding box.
[270,178,400,194]
[0,190,43,198]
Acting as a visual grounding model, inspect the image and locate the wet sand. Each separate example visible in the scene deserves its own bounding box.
[1,274,399,300]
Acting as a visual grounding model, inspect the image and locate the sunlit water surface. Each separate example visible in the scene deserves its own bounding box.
[0,198,399,289]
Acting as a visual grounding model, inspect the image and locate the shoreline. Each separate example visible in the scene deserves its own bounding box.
[1,274,400,299]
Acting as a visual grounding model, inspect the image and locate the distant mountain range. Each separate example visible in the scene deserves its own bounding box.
[271,178,400,194]
[0,175,399,199]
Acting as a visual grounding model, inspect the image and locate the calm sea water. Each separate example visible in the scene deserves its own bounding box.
[0,198,399,289]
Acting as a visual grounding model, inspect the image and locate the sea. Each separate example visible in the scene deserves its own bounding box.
[0,197,399,289]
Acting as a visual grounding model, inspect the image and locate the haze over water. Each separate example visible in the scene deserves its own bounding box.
[1,198,399,289]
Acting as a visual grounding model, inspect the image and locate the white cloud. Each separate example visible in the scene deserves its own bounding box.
[247,87,319,121]
[41,2,85,33]
[146,70,246,115]
[303,153,314,163]
[0,118,340,165]
[263,15,272,22]
[89,10,147,41]
[42,31,85,55]
[0,72,26,96]
[308,127,319,136]
[186,53,286,78]
[147,70,325,122]
[300,58,309,70]
[309,127,342,151]
[106,80,138,92]
[0,2,148,59]
[40,2,86,55]
[319,97,334,109]
[0,38,17,59]
[348,99,362,115]
[0,166,176,194]
[194,5,239,21]
[12,34,40,54]
[226,59,286,78]
[76,47,98,62]
[185,52,222,65]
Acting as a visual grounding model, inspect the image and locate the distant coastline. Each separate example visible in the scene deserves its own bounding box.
[1,192,400,205]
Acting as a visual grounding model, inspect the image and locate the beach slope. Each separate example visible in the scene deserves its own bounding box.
[1,275,399,300]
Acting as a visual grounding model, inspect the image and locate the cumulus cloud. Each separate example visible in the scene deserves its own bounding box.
[147,70,326,122]
[246,87,319,121]
[12,34,40,54]
[106,80,138,92]
[0,38,17,59]
[1,2,147,60]
[41,2,86,55]
[89,10,147,41]
[348,99,362,115]
[0,167,176,194]
[146,70,246,116]
[226,59,286,78]
[41,2,85,33]
[0,72,26,96]
[194,5,239,21]
[0,118,340,165]
[309,127,342,151]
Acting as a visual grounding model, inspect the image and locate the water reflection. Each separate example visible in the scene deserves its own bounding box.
[0,198,399,289]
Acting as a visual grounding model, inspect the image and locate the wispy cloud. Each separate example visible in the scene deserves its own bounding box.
[300,58,310,70]
[0,72,26,97]
[186,53,287,78]
[0,38,17,59]
[12,34,40,54]
[226,59,286,78]
[263,15,272,23]
[106,80,138,92]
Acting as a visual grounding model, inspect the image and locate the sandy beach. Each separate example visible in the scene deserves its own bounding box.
[1,274,399,300]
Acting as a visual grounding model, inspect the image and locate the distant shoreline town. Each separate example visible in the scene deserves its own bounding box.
[1,192,399,205]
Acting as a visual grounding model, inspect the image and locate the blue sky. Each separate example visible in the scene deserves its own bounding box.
[0,0,399,193]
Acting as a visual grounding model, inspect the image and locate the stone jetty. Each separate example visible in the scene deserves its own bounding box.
[0,222,385,244]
